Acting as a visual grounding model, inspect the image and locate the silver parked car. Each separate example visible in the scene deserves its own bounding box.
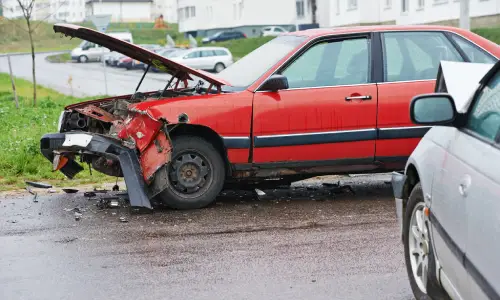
[392,60,500,300]
[167,47,234,73]
[261,26,289,37]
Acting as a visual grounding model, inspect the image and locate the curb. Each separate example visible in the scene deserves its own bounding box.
[0,50,71,57]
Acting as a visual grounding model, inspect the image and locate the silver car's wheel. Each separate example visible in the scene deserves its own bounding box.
[214,63,225,73]
[78,55,88,63]
[408,201,429,293]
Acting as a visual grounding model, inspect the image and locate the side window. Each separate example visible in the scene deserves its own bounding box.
[214,50,228,56]
[185,51,200,59]
[383,31,463,82]
[281,38,370,89]
[450,34,497,64]
[275,27,284,32]
[465,71,500,142]
[201,50,215,57]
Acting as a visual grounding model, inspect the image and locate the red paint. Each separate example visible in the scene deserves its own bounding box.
[252,84,378,162]
[140,132,172,182]
[118,113,162,152]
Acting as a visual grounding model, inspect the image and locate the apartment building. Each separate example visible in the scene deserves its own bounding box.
[177,0,317,37]
[2,0,86,22]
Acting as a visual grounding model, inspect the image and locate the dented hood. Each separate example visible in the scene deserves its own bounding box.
[54,24,230,87]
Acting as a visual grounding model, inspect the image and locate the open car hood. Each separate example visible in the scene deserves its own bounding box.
[436,60,494,113]
[54,24,230,87]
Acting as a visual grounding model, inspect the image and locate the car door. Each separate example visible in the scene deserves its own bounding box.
[458,69,500,300]
[183,50,202,69]
[376,31,464,164]
[200,50,216,70]
[252,34,378,164]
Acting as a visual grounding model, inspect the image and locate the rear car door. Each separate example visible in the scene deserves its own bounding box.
[200,50,216,70]
[458,69,500,300]
[252,34,378,164]
[376,31,464,164]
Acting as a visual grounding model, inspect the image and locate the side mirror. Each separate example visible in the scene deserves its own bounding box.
[410,93,457,126]
[260,74,289,92]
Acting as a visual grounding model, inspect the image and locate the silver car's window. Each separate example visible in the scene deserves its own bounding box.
[466,71,500,142]
[450,34,497,64]
[383,31,463,82]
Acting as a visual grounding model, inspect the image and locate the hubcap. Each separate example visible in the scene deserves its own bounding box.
[408,202,429,293]
[169,152,211,197]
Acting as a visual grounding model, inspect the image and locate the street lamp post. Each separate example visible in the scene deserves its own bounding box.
[459,0,470,30]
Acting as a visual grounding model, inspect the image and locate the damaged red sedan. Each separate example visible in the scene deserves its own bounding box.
[41,24,500,210]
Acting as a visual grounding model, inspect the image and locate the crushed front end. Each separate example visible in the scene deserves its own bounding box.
[40,94,174,210]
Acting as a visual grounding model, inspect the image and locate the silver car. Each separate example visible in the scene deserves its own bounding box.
[392,60,500,300]
[167,47,234,73]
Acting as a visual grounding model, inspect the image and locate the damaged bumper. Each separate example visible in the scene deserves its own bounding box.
[40,132,152,209]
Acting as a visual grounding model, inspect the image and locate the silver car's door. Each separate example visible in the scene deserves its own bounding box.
[456,70,500,300]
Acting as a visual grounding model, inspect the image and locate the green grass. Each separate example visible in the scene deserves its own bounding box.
[214,36,275,59]
[45,53,71,63]
[0,73,112,191]
[472,27,500,44]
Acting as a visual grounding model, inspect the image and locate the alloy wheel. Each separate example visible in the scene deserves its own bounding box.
[408,202,429,293]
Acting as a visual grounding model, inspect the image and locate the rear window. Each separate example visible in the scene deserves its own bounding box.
[214,49,228,56]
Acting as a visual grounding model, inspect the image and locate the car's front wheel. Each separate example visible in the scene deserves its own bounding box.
[78,55,88,63]
[404,183,432,299]
[157,136,225,209]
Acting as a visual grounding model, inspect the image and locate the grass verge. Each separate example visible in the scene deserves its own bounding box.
[0,73,113,191]
[45,53,72,63]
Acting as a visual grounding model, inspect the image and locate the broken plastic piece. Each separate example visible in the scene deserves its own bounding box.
[25,181,52,189]
[62,188,79,194]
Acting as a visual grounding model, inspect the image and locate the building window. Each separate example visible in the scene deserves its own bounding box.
[348,0,357,10]
[296,0,305,18]
[417,0,424,9]
[401,0,409,12]
[190,6,195,17]
[385,0,392,8]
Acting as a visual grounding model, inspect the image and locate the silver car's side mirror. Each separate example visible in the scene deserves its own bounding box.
[410,93,457,126]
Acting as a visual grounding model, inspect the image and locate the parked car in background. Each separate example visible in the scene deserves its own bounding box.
[117,56,133,69]
[201,31,246,44]
[261,26,289,37]
[43,24,499,212]
[391,59,500,300]
[149,47,185,71]
[132,44,164,69]
[71,31,133,63]
[166,47,233,73]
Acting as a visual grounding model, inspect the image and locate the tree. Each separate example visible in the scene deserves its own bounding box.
[1,0,67,106]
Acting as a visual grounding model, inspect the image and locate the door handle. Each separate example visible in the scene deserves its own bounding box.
[345,95,372,101]
[458,175,472,197]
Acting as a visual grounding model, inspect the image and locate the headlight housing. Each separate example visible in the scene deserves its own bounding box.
[57,111,67,132]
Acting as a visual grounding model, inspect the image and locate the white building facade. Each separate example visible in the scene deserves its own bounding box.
[319,0,500,28]
[85,0,153,22]
[177,0,316,37]
[2,0,86,22]
[152,0,178,23]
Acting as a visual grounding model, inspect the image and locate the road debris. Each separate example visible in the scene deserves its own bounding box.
[119,216,128,223]
[6,220,18,223]
[74,212,82,221]
[48,189,57,193]
[62,188,79,194]
[25,181,52,189]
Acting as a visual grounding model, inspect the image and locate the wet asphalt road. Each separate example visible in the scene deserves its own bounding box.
[0,53,201,97]
[0,175,413,300]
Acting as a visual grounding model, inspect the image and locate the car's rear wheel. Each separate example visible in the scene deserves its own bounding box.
[214,63,225,73]
[404,183,432,299]
[157,136,225,209]
[78,55,88,63]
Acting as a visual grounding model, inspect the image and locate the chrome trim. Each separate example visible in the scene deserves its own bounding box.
[378,125,432,131]
[377,79,435,85]
[255,83,375,93]
[221,136,250,140]
[256,128,376,139]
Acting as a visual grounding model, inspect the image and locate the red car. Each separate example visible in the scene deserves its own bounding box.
[41,24,500,210]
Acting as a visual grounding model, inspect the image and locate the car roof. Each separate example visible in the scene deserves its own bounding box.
[286,25,473,38]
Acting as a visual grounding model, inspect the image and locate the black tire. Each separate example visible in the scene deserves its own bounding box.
[214,63,225,73]
[78,55,88,63]
[404,183,448,300]
[157,136,225,209]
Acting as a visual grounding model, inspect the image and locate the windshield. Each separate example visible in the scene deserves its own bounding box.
[168,50,188,58]
[216,35,307,87]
